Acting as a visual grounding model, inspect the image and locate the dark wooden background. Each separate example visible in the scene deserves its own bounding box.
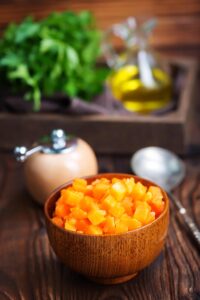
[0,0,200,58]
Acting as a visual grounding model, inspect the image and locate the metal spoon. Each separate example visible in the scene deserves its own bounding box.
[131,146,200,248]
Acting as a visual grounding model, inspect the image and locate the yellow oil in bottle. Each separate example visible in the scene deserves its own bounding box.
[108,65,172,114]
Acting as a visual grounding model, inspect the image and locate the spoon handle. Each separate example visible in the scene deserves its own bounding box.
[169,192,200,248]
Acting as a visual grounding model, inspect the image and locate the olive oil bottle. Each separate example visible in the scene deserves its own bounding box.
[108,64,172,113]
[103,18,172,114]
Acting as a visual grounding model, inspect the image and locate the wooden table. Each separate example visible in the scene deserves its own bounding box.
[0,72,200,300]
[0,147,200,299]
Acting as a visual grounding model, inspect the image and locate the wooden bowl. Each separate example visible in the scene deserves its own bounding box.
[44,173,169,284]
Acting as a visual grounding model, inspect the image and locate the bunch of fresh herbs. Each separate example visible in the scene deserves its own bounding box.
[0,11,109,110]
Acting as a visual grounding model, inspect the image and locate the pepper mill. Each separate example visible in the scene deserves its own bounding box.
[14,129,98,205]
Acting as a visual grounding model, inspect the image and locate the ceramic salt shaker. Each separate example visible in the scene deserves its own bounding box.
[14,129,98,205]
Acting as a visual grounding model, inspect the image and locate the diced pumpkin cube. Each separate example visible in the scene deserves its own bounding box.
[54,202,70,218]
[72,178,87,193]
[145,212,156,224]
[85,185,93,196]
[143,191,153,202]
[51,217,64,228]
[64,218,76,232]
[112,178,121,184]
[102,216,115,234]
[85,225,103,235]
[91,179,100,185]
[70,207,87,219]
[110,181,126,201]
[115,221,128,234]
[109,203,125,218]
[150,200,165,217]
[101,194,116,211]
[128,218,142,230]
[132,182,147,201]
[100,178,110,184]
[148,186,163,201]
[133,201,151,224]
[123,178,135,195]
[80,196,97,212]
[76,219,90,232]
[62,188,84,206]
[56,195,65,205]
[121,197,134,216]
[92,182,110,200]
[120,214,142,230]
[148,186,164,216]
[88,209,106,225]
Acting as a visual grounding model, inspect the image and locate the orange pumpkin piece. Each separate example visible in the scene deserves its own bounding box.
[54,202,70,218]
[64,217,76,231]
[121,197,135,216]
[101,194,116,211]
[70,207,87,219]
[148,186,164,216]
[76,219,90,232]
[148,186,163,200]
[102,216,115,234]
[128,218,142,230]
[87,209,106,225]
[56,195,65,205]
[133,201,151,224]
[111,178,121,184]
[150,201,165,217]
[92,181,110,200]
[85,185,93,196]
[52,216,64,228]
[72,178,87,193]
[145,212,156,224]
[80,196,97,212]
[143,191,153,202]
[123,178,135,195]
[109,203,125,218]
[62,188,84,206]
[110,181,126,201]
[120,214,142,230]
[115,221,128,234]
[85,225,103,235]
[132,182,147,201]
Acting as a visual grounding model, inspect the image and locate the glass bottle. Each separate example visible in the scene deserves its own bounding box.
[102,18,172,114]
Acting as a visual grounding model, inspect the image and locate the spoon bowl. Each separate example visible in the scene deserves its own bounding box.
[131,147,185,191]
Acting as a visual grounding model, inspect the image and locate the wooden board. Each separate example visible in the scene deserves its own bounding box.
[0,58,198,155]
[0,0,200,57]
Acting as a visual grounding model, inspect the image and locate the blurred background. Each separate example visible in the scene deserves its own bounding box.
[0,0,199,153]
[0,0,199,59]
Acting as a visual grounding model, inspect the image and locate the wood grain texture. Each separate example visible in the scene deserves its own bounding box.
[0,152,199,299]
[0,0,199,55]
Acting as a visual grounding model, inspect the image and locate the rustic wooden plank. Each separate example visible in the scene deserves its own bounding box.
[0,152,199,299]
[0,1,199,49]
[0,112,186,154]
[0,0,200,19]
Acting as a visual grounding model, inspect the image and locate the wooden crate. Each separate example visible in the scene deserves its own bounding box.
[0,57,198,154]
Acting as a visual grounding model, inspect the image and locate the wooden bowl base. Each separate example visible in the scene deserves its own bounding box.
[88,273,138,285]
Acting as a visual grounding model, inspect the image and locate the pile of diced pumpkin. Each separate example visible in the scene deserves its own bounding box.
[52,177,165,235]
